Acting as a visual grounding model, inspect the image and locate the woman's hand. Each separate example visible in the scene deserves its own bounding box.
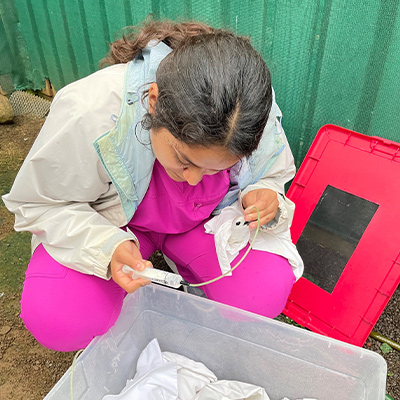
[110,241,153,293]
[242,189,279,229]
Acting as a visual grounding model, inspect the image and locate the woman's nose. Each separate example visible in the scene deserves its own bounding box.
[183,167,203,186]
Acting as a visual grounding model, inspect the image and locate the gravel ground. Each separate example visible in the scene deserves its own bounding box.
[364,285,400,398]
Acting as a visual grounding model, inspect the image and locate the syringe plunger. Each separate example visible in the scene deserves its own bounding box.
[122,265,188,288]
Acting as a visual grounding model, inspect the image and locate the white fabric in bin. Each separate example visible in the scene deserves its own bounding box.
[102,338,272,400]
[162,351,217,398]
[193,380,271,399]
[102,338,178,399]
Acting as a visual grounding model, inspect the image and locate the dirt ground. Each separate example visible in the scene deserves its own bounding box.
[0,116,399,399]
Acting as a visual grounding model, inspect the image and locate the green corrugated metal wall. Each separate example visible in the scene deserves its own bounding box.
[1,0,400,166]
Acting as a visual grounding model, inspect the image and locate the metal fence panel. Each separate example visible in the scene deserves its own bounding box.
[1,0,399,165]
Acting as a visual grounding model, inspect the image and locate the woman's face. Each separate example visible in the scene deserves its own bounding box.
[147,82,240,185]
[150,127,239,186]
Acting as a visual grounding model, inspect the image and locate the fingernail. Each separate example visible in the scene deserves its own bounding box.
[136,263,144,271]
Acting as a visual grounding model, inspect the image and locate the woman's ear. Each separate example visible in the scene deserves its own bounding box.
[148,83,159,115]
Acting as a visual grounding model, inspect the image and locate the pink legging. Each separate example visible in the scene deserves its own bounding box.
[21,224,295,352]
[21,161,295,351]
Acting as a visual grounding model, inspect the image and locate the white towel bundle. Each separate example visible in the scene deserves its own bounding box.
[205,203,304,279]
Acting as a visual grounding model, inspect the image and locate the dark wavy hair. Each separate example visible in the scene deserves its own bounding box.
[102,19,272,158]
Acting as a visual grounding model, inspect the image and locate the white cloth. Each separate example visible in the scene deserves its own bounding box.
[281,398,318,400]
[102,339,272,400]
[204,207,250,276]
[162,352,217,399]
[193,380,270,399]
[205,202,304,280]
[102,338,178,399]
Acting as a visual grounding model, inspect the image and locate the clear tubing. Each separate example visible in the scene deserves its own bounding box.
[122,265,185,288]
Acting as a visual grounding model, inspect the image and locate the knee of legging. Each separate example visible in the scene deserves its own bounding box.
[257,268,296,317]
[20,281,125,352]
[21,297,121,352]
[20,294,83,351]
[203,260,296,318]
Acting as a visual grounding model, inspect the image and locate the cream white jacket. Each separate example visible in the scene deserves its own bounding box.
[3,62,300,280]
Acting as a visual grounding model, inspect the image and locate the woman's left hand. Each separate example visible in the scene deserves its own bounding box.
[242,189,279,229]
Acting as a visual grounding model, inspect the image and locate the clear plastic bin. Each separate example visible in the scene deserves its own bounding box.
[44,284,387,400]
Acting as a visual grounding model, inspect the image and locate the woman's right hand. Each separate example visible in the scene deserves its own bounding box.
[110,241,153,293]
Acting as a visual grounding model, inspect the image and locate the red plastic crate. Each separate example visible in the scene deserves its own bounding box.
[284,124,400,346]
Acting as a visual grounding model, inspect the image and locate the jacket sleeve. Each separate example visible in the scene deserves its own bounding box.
[2,64,136,280]
[241,119,297,234]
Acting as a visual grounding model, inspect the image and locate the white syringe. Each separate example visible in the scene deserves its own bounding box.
[122,265,189,288]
